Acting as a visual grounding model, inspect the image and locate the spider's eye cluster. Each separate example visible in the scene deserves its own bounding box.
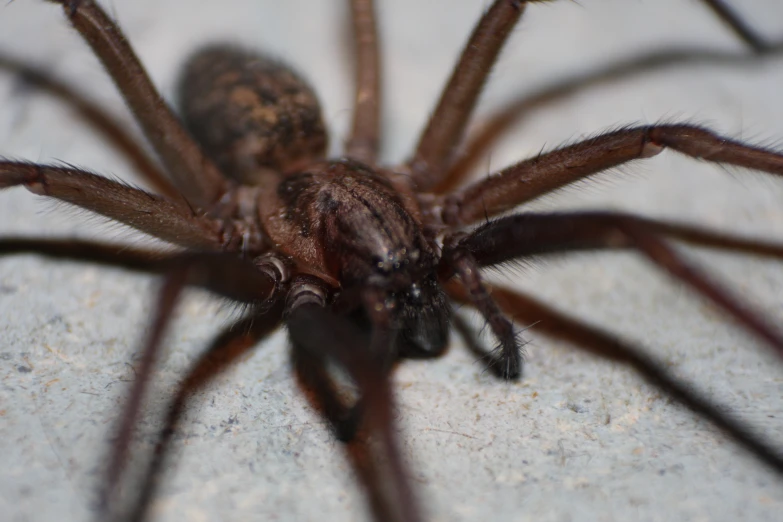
[372,247,421,275]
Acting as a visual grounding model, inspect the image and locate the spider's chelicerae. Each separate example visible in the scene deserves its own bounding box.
[3,1,783,521]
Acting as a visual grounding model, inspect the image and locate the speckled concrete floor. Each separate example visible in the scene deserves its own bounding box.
[2,1,783,521]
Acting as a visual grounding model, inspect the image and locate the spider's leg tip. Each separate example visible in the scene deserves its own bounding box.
[501,359,523,381]
[487,349,523,380]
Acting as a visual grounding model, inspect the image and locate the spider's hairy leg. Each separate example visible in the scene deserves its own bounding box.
[0,238,293,306]
[286,277,421,522]
[450,211,783,361]
[0,162,258,251]
[433,10,776,195]
[408,0,768,194]
[0,54,179,199]
[293,347,363,442]
[129,307,284,522]
[439,125,783,226]
[287,278,395,442]
[408,0,539,190]
[98,254,280,520]
[99,268,188,519]
[0,238,171,273]
[447,281,783,476]
[457,211,783,264]
[43,0,229,208]
[346,0,381,164]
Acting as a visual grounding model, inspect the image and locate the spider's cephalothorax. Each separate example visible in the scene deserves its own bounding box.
[3,1,783,522]
[180,44,451,360]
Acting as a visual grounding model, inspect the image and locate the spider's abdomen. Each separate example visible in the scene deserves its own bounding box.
[178,46,328,185]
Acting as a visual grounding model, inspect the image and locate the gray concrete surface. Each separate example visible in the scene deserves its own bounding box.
[2,1,783,521]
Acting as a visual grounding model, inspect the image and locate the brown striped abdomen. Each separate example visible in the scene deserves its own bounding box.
[178,45,328,185]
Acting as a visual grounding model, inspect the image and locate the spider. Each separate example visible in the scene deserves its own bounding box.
[2,0,783,521]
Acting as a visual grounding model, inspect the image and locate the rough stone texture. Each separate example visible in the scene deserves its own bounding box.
[1,1,783,521]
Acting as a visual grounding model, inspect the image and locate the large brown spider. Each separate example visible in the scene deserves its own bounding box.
[3,1,783,521]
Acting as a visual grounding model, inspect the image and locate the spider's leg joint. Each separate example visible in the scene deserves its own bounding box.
[255,253,293,284]
[0,163,37,192]
[640,140,664,158]
[18,166,48,195]
[647,124,726,160]
[284,275,330,317]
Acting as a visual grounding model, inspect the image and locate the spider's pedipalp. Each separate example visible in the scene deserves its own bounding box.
[288,300,421,522]
[455,211,783,363]
[442,245,522,379]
